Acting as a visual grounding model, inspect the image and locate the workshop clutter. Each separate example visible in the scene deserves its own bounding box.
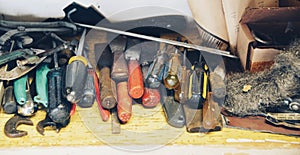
[0,17,227,138]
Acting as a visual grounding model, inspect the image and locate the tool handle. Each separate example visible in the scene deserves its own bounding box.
[47,68,71,124]
[164,53,181,89]
[142,88,160,108]
[202,93,221,130]
[117,81,132,123]
[99,67,117,109]
[77,69,95,108]
[146,53,168,88]
[65,55,88,103]
[93,70,110,122]
[13,74,28,105]
[34,63,50,107]
[2,86,17,114]
[128,60,144,99]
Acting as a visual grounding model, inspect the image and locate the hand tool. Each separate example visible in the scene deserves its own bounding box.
[34,63,50,108]
[145,44,169,89]
[117,81,132,123]
[14,75,37,116]
[164,48,182,90]
[2,86,17,114]
[37,49,71,135]
[209,65,226,100]
[125,38,144,99]
[160,88,185,128]
[4,115,33,138]
[65,29,88,103]
[110,35,128,82]
[188,55,209,108]
[202,93,222,131]
[141,64,160,108]
[93,69,110,121]
[74,22,238,58]
[0,41,73,81]
[96,43,117,109]
[77,69,95,108]
[176,48,190,103]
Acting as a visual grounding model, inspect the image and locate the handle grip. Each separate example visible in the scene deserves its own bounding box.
[99,67,117,109]
[128,60,144,99]
[117,81,132,123]
[34,63,50,107]
[13,74,28,105]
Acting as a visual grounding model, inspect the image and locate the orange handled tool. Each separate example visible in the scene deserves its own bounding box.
[117,81,132,123]
[128,60,144,99]
[125,38,144,99]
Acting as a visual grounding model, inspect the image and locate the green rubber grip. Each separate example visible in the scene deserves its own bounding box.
[13,74,28,105]
[34,64,50,107]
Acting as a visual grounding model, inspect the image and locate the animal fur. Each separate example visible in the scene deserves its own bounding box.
[224,39,300,116]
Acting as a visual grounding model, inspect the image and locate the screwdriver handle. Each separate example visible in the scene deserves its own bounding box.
[111,51,128,82]
[65,55,88,103]
[117,81,132,123]
[34,63,50,107]
[202,93,221,130]
[77,69,95,108]
[99,67,117,109]
[164,52,181,89]
[128,60,144,99]
[13,74,28,105]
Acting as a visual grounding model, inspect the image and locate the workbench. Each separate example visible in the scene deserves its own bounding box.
[0,29,299,155]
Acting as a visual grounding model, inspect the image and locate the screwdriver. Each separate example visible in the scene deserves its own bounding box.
[125,38,144,99]
[96,43,117,109]
[188,55,209,109]
[141,64,160,108]
[76,41,96,108]
[176,48,190,103]
[202,92,222,131]
[163,48,182,90]
[65,29,88,103]
[145,44,169,89]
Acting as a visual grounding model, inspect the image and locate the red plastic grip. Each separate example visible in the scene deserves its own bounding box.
[142,88,160,108]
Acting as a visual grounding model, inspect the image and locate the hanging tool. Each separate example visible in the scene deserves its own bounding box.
[202,93,222,131]
[14,75,37,116]
[96,43,117,109]
[176,48,190,103]
[4,115,33,138]
[93,68,110,122]
[65,29,88,103]
[73,22,237,58]
[188,55,209,108]
[164,48,182,90]
[146,44,169,89]
[141,64,160,108]
[76,41,96,108]
[0,41,74,81]
[160,88,185,128]
[34,63,50,108]
[77,69,96,108]
[110,36,128,82]
[125,38,144,99]
[37,48,71,135]
[117,81,132,123]
[2,86,17,114]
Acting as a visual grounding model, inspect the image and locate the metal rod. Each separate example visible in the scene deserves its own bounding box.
[74,22,238,59]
